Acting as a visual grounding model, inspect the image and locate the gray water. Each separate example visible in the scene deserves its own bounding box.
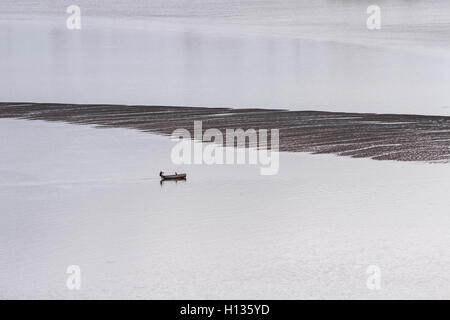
[1,119,450,299]
[2,1,450,299]
[1,0,450,115]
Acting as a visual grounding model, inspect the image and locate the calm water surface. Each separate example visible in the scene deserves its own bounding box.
[1,119,450,298]
[1,1,450,114]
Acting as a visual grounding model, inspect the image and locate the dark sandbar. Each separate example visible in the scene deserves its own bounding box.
[1,102,450,162]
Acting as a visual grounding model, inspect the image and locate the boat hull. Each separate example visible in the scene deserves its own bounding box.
[161,174,186,180]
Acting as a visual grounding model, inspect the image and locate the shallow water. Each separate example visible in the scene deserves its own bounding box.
[1,119,450,299]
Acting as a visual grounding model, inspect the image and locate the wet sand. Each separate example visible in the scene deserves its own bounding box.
[1,102,450,162]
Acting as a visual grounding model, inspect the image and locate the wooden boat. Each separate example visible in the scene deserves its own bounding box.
[159,171,186,180]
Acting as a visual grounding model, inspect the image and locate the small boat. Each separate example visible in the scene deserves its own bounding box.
[159,171,187,180]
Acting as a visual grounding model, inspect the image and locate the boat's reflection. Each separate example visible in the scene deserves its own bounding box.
[160,178,187,186]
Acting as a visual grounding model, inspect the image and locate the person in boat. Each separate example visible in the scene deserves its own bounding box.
[160,171,185,179]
